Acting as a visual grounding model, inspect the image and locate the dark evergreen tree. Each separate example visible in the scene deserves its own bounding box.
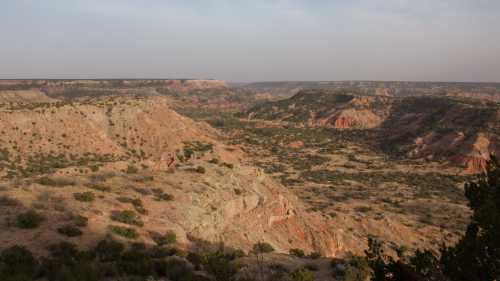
[441,155,500,281]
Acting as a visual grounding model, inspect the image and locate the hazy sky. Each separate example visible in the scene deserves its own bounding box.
[1,0,500,82]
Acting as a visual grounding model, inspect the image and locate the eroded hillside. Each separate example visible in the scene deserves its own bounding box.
[0,94,341,259]
[246,90,500,173]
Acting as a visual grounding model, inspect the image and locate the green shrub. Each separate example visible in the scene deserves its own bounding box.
[290,248,305,258]
[208,158,219,164]
[134,187,151,195]
[344,255,372,281]
[111,210,144,227]
[151,231,177,246]
[86,182,111,192]
[36,176,75,187]
[152,188,174,201]
[290,267,315,281]
[73,215,88,227]
[195,166,206,174]
[221,162,234,169]
[126,165,139,174]
[252,242,274,254]
[130,198,147,214]
[202,251,238,281]
[109,225,139,239]
[16,210,45,229]
[57,225,83,237]
[73,191,95,202]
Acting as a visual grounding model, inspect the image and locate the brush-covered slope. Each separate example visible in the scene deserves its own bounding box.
[0,94,340,256]
[246,90,500,172]
[379,96,500,172]
[246,90,390,129]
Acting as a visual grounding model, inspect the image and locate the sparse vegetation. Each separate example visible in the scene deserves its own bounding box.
[109,225,139,239]
[151,230,177,246]
[152,188,174,201]
[57,224,83,237]
[252,242,275,254]
[36,176,75,187]
[0,195,20,207]
[111,210,144,227]
[73,191,95,202]
[16,210,45,229]
[290,248,305,258]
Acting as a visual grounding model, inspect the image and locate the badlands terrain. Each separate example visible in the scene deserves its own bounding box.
[0,79,499,280]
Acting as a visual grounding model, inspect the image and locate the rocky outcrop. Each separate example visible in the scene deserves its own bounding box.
[323,109,384,129]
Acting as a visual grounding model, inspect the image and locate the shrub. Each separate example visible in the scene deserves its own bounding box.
[125,165,138,174]
[0,195,20,207]
[195,166,206,174]
[109,225,139,239]
[86,182,111,192]
[202,251,238,281]
[309,252,322,259]
[73,215,88,227]
[94,239,124,262]
[151,231,177,246]
[133,187,152,195]
[57,225,83,237]
[0,246,38,280]
[164,258,196,281]
[290,248,305,258]
[47,242,79,260]
[187,252,203,270]
[290,267,315,281]
[36,176,75,187]
[118,244,154,276]
[344,256,372,281]
[16,210,45,229]
[130,198,148,215]
[252,242,274,254]
[152,188,174,201]
[221,162,234,169]
[73,191,95,202]
[111,210,144,227]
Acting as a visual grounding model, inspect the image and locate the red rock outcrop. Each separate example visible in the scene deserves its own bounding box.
[323,109,384,129]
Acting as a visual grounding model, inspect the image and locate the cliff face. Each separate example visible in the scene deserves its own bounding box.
[323,109,384,129]
[0,94,339,256]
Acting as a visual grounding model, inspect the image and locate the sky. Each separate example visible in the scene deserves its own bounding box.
[1,0,500,82]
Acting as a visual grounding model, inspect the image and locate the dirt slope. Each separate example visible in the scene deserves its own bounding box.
[0,94,340,257]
